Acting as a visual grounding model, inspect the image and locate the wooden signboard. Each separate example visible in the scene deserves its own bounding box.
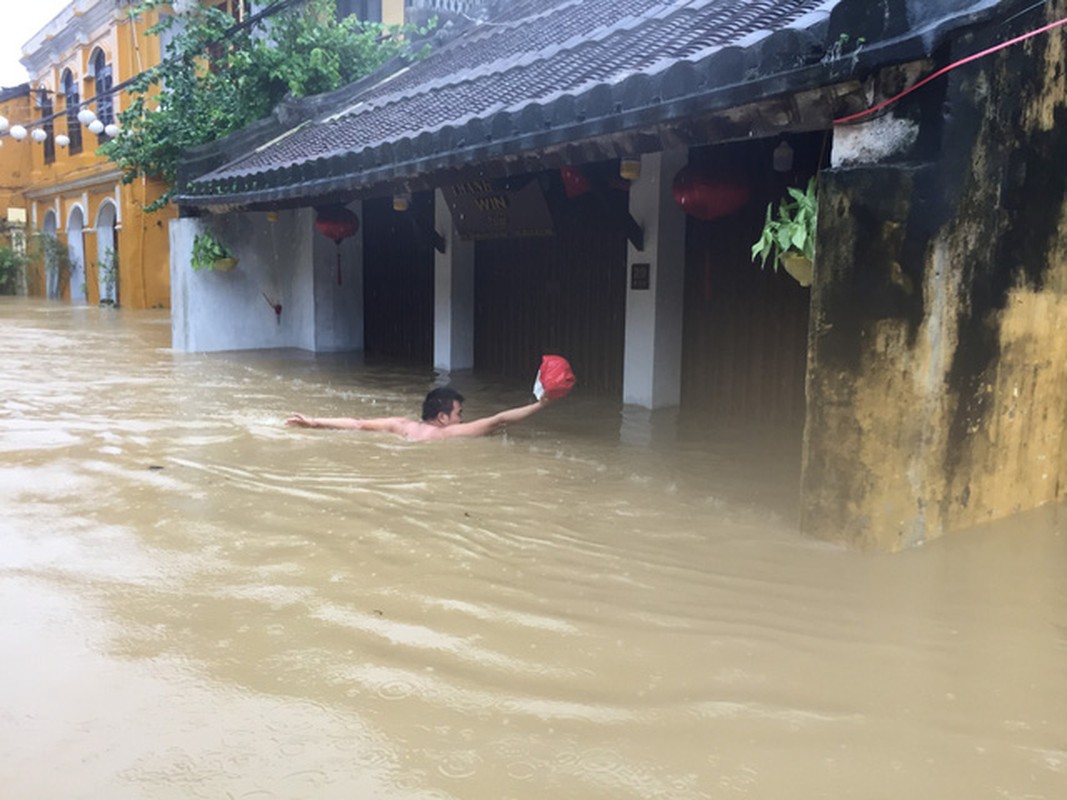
[443,178,555,240]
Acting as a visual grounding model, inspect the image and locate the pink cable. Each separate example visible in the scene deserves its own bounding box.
[834,13,1067,125]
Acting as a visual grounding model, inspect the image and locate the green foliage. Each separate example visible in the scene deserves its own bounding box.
[0,245,28,294]
[98,247,119,303]
[191,230,233,271]
[34,233,72,282]
[102,0,433,211]
[824,32,867,63]
[751,178,818,272]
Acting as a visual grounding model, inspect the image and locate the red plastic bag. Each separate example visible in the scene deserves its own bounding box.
[533,355,576,401]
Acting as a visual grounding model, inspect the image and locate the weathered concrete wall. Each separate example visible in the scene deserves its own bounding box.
[170,207,362,353]
[802,2,1067,550]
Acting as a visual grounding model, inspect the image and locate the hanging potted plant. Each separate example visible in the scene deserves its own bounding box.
[750,177,817,287]
[191,230,237,272]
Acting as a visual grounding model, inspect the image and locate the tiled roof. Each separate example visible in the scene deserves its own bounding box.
[178,0,1005,207]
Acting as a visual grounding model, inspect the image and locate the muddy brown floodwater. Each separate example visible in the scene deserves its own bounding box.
[1,297,1065,799]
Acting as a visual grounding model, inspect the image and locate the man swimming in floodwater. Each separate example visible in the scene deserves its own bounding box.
[285,386,554,441]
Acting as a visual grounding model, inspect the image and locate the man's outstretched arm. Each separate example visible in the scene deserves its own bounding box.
[442,396,552,438]
[285,413,408,433]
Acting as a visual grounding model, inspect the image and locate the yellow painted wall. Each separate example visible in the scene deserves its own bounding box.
[21,3,173,308]
[801,2,1067,551]
[0,90,33,219]
[383,0,406,25]
[0,88,35,292]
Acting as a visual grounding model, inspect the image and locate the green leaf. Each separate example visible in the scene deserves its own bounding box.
[750,177,819,273]
[103,0,437,210]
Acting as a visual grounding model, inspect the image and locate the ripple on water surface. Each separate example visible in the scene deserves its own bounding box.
[2,299,1066,800]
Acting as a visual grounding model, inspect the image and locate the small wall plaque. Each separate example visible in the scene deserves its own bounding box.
[631,262,650,290]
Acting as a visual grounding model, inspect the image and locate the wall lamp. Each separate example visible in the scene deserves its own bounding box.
[620,157,641,181]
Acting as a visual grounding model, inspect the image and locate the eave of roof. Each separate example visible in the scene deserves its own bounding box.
[176,0,1013,209]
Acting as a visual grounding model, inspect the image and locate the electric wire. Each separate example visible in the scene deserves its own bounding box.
[834,7,1067,125]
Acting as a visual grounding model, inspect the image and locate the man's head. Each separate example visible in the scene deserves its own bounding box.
[422,386,465,425]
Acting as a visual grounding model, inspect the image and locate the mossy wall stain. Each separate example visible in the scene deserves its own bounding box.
[802,3,1067,550]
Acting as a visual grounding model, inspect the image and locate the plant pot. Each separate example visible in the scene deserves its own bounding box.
[213,257,238,272]
[781,253,812,287]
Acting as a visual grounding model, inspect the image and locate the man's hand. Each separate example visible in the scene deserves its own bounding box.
[285,413,315,428]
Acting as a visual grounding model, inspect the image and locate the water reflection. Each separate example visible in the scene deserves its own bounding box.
[1,298,1065,799]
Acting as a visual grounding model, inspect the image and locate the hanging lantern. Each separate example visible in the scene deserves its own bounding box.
[315,205,359,243]
[773,140,794,173]
[31,128,47,143]
[77,108,96,126]
[314,205,360,286]
[88,120,105,135]
[104,123,120,138]
[55,134,70,148]
[619,157,642,181]
[560,165,591,198]
[10,125,27,141]
[0,115,9,133]
[671,165,751,221]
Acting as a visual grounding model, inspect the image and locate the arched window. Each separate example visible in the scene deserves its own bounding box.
[62,69,82,155]
[91,49,114,134]
[337,0,382,22]
[39,89,55,164]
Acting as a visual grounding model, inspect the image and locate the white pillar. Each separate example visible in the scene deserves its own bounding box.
[623,149,688,409]
[434,187,475,372]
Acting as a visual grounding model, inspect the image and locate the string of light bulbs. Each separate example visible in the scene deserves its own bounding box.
[0,0,304,145]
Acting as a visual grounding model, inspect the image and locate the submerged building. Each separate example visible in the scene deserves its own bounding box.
[170,0,1067,551]
[11,0,177,308]
[4,0,413,308]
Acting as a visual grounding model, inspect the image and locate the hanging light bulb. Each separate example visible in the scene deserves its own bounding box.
[773,140,794,173]
[0,115,9,133]
[392,191,411,212]
[31,128,47,143]
[10,125,27,140]
[55,134,70,148]
[88,119,104,135]
[77,108,96,126]
[104,123,120,138]
[620,157,641,181]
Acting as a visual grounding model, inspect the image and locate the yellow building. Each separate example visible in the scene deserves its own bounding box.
[0,86,33,217]
[16,0,174,308]
[0,85,34,293]
[339,0,406,24]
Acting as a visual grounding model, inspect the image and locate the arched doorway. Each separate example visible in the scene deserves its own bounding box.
[95,201,118,305]
[66,206,87,304]
[42,210,59,299]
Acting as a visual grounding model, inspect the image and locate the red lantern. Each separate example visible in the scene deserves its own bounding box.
[671,166,751,221]
[315,205,360,285]
[560,166,591,198]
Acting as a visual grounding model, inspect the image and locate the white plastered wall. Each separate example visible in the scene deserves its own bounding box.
[170,207,363,353]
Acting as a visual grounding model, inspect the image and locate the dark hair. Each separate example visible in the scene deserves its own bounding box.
[422,386,465,420]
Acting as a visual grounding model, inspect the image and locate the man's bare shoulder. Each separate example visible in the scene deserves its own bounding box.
[401,420,451,441]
